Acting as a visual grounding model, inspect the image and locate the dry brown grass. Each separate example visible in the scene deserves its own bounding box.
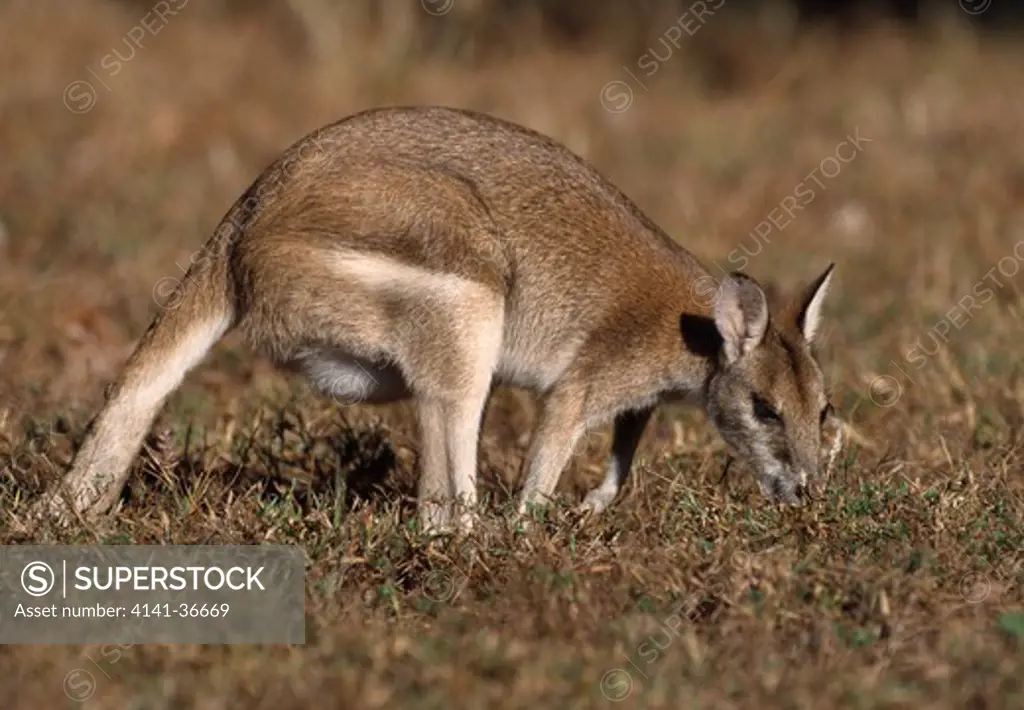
[1,2,1022,708]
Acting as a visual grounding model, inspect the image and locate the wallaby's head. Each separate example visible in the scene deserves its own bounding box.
[705,265,838,504]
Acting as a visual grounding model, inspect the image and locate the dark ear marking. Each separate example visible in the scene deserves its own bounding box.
[819,401,833,427]
[679,313,722,359]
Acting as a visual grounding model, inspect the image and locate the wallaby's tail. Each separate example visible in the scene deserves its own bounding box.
[47,226,238,520]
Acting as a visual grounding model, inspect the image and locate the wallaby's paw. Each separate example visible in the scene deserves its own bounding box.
[36,494,80,527]
[454,512,478,535]
[29,484,111,529]
[417,498,455,537]
[580,486,616,515]
[420,520,455,538]
[423,515,476,538]
[19,494,69,532]
[512,515,533,534]
[510,502,540,534]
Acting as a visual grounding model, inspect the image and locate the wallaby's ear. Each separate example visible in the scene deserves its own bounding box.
[714,273,769,364]
[789,263,835,344]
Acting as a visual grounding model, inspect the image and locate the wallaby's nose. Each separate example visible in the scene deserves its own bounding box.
[794,482,809,502]
[762,476,801,505]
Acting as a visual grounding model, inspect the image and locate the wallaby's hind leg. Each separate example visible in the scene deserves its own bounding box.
[418,301,503,534]
[417,398,452,531]
[441,382,492,532]
[248,241,507,535]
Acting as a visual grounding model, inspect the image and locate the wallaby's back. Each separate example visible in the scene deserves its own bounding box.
[247,106,711,307]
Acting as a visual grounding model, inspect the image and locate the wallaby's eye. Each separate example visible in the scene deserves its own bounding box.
[751,394,782,424]
[819,403,833,427]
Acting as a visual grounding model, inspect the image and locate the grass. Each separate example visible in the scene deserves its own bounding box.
[1,2,1023,708]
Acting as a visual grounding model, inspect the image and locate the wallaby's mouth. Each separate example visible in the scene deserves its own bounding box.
[758,473,802,506]
[776,470,824,504]
[720,454,807,505]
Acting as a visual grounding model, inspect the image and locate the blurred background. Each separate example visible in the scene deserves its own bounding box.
[2,3,1024,708]
[2,0,1023,417]
[3,0,1024,468]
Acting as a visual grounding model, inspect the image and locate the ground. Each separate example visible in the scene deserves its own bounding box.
[0,2,1021,708]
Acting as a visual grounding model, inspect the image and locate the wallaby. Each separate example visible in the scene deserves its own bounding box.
[42,105,842,532]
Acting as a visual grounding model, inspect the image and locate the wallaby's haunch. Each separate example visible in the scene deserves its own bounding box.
[45,106,842,532]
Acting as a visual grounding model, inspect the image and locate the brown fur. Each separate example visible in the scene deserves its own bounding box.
[40,106,840,529]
